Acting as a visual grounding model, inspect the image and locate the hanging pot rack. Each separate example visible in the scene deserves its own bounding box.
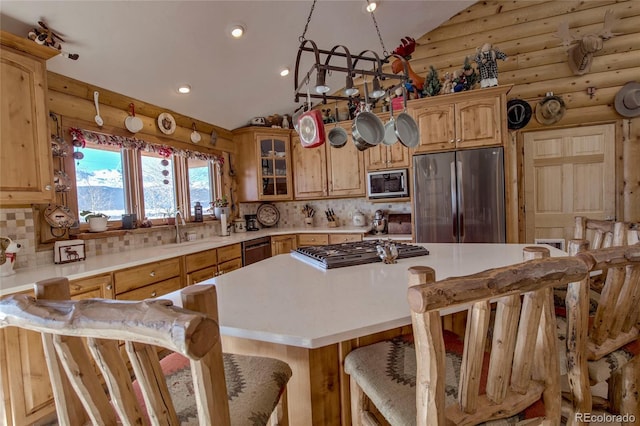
[293,0,411,106]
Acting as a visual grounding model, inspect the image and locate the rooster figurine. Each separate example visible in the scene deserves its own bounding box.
[391,37,425,97]
[28,20,79,60]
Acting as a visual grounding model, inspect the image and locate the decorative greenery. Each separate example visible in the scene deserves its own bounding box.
[79,210,109,221]
[423,66,441,97]
[211,195,229,208]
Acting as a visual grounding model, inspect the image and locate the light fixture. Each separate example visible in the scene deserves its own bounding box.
[344,74,359,96]
[177,84,191,94]
[230,25,245,38]
[280,68,290,77]
[370,77,385,99]
[365,1,377,13]
[315,68,330,94]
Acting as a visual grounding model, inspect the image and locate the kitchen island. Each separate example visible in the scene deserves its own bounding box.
[164,243,566,425]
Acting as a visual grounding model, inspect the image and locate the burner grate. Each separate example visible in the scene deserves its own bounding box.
[292,240,429,269]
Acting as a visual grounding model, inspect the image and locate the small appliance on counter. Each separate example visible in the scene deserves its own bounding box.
[245,214,260,231]
[371,210,387,235]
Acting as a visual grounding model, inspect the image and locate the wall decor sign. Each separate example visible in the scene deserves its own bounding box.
[54,240,86,264]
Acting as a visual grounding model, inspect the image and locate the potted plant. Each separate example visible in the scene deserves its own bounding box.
[80,210,109,232]
[210,196,229,220]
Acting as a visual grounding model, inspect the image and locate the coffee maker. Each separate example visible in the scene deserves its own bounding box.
[245,214,259,231]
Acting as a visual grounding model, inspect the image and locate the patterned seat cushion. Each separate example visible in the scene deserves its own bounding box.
[134,352,291,426]
[344,332,545,426]
[553,287,640,382]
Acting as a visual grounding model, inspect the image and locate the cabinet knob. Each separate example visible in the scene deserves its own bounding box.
[45,184,52,191]
[456,138,462,143]
[449,139,455,143]
[149,271,156,277]
[106,284,112,290]
[151,291,157,297]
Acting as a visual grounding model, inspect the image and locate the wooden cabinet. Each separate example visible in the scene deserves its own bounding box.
[364,113,410,170]
[185,244,242,284]
[328,233,362,244]
[292,122,366,200]
[234,128,293,201]
[114,258,182,300]
[0,31,58,205]
[271,234,297,255]
[410,85,510,153]
[0,274,113,426]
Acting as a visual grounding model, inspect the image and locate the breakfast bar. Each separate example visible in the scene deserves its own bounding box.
[165,243,566,425]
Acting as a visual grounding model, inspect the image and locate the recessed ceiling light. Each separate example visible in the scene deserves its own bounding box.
[365,2,377,13]
[177,84,191,94]
[280,68,290,77]
[230,25,245,38]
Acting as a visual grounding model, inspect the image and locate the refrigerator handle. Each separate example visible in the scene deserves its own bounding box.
[457,160,464,240]
[450,161,457,239]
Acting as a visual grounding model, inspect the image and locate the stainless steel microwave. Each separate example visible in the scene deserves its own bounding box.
[367,169,409,199]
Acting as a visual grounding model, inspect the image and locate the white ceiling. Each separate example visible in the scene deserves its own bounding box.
[1,0,473,130]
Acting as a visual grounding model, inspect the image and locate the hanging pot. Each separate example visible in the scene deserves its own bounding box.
[327,105,348,148]
[382,97,399,146]
[351,82,384,151]
[395,87,420,148]
[124,103,144,133]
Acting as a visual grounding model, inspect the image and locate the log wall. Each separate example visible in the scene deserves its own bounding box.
[404,0,640,222]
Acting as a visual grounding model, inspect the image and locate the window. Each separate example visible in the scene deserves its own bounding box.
[140,151,176,220]
[74,142,126,219]
[187,158,217,214]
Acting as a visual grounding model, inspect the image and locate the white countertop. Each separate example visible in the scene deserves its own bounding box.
[0,226,387,295]
[164,243,567,349]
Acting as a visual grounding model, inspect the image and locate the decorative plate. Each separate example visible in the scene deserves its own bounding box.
[44,204,77,229]
[210,130,218,146]
[256,203,280,227]
[157,112,176,135]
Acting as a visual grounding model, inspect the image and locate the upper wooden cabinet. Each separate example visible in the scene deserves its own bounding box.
[364,113,410,170]
[234,128,293,202]
[0,31,58,205]
[409,85,511,154]
[292,122,365,200]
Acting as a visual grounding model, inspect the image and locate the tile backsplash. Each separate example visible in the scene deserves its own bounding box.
[0,198,410,271]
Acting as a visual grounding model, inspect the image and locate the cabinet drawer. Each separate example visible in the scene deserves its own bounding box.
[217,243,241,263]
[187,266,218,286]
[218,258,243,275]
[69,274,113,299]
[185,249,217,273]
[113,258,181,295]
[328,233,363,244]
[115,277,181,301]
[298,234,329,246]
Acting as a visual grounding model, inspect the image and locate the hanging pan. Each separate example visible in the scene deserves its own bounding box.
[298,87,326,148]
[125,103,144,133]
[328,103,348,148]
[351,80,385,151]
[382,97,398,146]
[395,86,419,148]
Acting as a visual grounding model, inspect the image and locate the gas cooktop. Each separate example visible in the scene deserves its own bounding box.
[291,240,429,269]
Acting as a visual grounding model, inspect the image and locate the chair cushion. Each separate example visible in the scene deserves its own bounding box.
[134,352,291,426]
[344,332,544,426]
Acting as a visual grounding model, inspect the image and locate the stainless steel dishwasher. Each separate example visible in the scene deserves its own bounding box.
[242,236,272,266]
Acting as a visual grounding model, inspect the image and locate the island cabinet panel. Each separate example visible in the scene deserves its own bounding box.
[113,257,181,295]
[233,128,293,202]
[328,233,362,244]
[410,85,509,154]
[271,234,297,255]
[298,234,330,247]
[0,40,55,205]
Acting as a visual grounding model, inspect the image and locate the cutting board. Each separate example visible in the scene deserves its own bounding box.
[387,214,411,234]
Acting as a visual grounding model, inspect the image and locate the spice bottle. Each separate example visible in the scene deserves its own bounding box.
[194,202,203,222]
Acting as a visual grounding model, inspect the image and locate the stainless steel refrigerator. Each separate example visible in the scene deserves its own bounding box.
[413,147,505,243]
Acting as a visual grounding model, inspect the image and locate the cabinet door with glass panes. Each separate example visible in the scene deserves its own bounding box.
[257,133,292,200]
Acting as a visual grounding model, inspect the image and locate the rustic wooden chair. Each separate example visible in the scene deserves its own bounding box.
[345,248,588,426]
[0,278,291,426]
[573,216,618,250]
[562,243,640,425]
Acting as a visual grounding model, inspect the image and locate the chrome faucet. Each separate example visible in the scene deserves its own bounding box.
[174,210,186,243]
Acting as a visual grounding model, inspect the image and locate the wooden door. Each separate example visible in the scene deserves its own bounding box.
[524,124,616,245]
[386,143,410,168]
[326,123,365,197]
[412,103,455,153]
[292,134,327,199]
[456,97,502,149]
[271,235,297,255]
[365,144,387,170]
